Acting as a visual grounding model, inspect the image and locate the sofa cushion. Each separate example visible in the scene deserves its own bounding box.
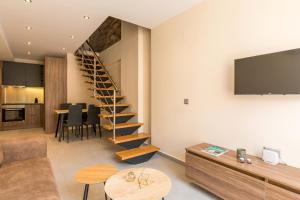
[0,135,47,165]
[0,157,60,200]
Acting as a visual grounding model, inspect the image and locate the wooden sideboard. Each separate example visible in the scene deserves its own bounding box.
[186,143,300,200]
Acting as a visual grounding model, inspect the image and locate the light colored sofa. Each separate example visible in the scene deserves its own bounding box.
[0,135,60,200]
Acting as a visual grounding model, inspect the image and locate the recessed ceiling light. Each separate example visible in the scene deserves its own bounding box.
[24,0,32,3]
[62,47,66,51]
[69,35,75,39]
[25,26,32,30]
[26,41,31,46]
[27,51,31,55]
[83,16,90,20]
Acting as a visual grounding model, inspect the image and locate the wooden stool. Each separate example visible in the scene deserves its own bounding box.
[75,164,118,200]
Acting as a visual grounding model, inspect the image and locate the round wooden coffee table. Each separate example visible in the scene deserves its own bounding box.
[75,164,118,200]
[105,168,171,200]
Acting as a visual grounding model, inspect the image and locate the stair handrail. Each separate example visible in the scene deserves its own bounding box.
[77,44,117,141]
[77,45,115,113]
[84,41,120,92]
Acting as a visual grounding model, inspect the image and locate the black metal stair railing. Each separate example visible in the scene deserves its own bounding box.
[76,41,159,165]
[76,41,118,141]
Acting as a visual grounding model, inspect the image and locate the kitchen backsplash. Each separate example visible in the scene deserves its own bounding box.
[3,87,44,104]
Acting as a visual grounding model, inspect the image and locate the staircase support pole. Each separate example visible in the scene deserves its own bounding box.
[93,54,96,98]
[113,90,116,141]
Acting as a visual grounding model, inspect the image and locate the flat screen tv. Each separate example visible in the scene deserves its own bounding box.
[234,48,300,95]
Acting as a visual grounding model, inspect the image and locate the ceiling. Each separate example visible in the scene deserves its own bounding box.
[89,17,121,53]
[0,0,202,61]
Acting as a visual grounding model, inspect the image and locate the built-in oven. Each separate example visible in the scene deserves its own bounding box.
[2,105,25,122]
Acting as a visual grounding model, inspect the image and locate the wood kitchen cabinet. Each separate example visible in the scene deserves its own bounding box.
[2,61,26,86]
[25,104,42,127]
[26,64,44,87]
[1,104,43,131]
[2,61,44,87]
[0,61,2,129]
[44,57,67,133]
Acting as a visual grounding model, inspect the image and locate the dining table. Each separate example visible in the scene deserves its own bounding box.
[54,109,88,142]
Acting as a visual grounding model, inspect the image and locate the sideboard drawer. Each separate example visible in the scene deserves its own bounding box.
[266,183,300,200]
[186,153,265,200]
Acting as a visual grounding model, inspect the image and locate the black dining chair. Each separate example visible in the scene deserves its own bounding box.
[55,103,72,138]
[61,103,72,110]
[76,103,87,109]
[77,103,87,122]
[83,104,101,139]
[63,105,83,143]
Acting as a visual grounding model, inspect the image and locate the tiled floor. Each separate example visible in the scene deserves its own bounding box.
[0,128,219,200]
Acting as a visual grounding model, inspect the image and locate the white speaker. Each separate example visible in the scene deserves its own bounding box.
[262,147,281,165]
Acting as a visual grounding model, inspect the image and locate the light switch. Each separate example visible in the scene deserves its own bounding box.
[184,98,189,105]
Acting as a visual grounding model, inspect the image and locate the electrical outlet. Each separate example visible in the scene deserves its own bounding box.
[184,98,189,105]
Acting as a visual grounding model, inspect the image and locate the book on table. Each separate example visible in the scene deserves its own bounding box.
[201,145,229,157]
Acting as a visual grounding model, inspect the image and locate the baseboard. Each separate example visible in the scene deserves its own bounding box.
[144,140,185,165]
[157,150,185,166]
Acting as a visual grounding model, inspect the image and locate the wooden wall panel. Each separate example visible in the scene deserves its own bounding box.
[44,57,67,133]
[186,153,265,200]
[0,61,3,128]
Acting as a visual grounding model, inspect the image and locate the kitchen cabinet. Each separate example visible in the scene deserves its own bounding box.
[2,61,44,87]
[26,64,44,87]
[44,57,67,133]
[1,121,26,130]
[25,104,42,127]
[0,61,2,129]
[1,104,44,130]
[2,62,26,86]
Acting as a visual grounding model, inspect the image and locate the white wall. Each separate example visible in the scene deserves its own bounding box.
[121,21,139,117]
[99,42,122,89]
[138,27,151,133]
[66,23,151,133]
[95,21,139,120]
[98,22,151,132]
[67,53,98,105]
[120,22,151,131]
[151,0,300,167]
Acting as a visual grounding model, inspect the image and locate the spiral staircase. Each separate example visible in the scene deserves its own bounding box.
[75,41,159,164]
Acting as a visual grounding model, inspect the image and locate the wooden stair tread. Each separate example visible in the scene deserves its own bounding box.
[80,68,104,72]
[102,122,143,130]
[115,145,160,161]
[80,63,102,66]
[82,73,108,77]
[86,81,112,84]
[100,112,136,118]
[76,54,96,58]
[76,53,98,57]
[94,95,125,99]
[98,104,130,108]
[76,58,96,61]
[76,57,95,61]
[107,133,150,144]
[88,87,114,91]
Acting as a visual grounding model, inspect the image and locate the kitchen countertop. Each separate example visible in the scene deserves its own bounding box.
[2,103,44,105]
